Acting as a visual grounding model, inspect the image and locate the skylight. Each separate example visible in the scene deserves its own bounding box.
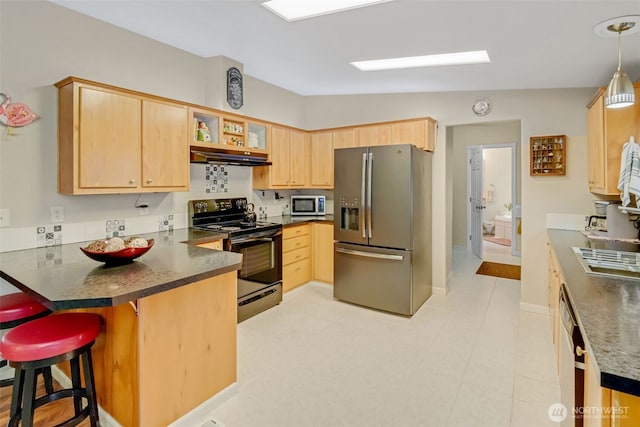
[261,0,393,22]
[351,50,491,71]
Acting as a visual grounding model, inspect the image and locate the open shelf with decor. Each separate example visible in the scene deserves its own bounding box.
[222,117,246,147]
[530,135,566,176]
[247,122,268,151]
[190,108,220,147]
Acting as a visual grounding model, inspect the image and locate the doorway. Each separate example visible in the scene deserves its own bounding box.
[449,121,521,269]
[466,142,519,263]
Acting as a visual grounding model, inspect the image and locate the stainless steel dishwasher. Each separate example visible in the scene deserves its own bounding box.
[559,285,585,427]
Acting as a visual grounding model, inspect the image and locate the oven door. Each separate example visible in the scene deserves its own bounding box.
[229,229,282,289]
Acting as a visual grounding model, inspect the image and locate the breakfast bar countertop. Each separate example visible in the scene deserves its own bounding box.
[0,228,240,310]
[547,229,640,397]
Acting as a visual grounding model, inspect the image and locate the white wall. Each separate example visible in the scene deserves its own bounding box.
[1,1,598,308]
[449,122,520,247]
[0,1,305,235]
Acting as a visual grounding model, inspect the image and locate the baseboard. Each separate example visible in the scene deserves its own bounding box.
[51,366,121,427]
[519,302,548,315]
[168,383,238,427]
[432,286,448,296]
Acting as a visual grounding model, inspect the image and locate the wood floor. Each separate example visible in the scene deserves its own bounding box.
[0,375,91,426]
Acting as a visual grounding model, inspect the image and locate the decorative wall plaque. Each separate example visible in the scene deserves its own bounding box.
[227,67,243,109]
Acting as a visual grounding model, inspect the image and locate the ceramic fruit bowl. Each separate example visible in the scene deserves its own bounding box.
[80,239,154,265]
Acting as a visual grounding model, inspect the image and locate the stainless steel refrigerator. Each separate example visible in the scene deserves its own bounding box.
[333,144,432,315]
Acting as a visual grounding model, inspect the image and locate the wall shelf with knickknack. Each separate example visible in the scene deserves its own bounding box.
[189,107,268,155]
[530,135,566,176]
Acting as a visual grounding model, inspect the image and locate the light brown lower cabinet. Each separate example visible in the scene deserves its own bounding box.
[283,222,335,290]
[312,222,334,284]
[283,224,312,292]
[60,271,237,427]
[584,348,640,427]
[548,243,562,371]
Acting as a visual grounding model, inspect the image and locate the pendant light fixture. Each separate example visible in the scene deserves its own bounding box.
[604,21,635,109]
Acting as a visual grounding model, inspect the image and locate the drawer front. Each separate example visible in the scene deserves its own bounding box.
[283,234,311,252]
[283,259,311,292]
[283,246,311,266]
[283,225,310,239]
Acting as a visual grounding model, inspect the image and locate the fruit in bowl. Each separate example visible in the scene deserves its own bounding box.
[81,237,154,265]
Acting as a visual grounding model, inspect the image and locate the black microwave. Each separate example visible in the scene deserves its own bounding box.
[291,196,326,216]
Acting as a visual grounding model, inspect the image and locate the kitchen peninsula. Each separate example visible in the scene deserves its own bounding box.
[0,228,241,427]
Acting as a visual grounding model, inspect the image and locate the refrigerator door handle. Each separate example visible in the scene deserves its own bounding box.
[367,152,373,239]
[361,152,367,239]
[336,247,404,261]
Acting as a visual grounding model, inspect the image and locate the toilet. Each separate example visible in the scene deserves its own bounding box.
[483,220,495,235]
[494,214,512,239]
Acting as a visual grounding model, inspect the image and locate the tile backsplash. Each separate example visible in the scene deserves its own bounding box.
[1,212,188,253]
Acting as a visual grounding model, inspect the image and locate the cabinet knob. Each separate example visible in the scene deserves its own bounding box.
[146,178,153,184]
[129,179,136,185]
[576,346,588,357]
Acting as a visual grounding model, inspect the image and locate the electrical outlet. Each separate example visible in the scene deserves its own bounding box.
[51,206,64,223]
[0,208,10,227]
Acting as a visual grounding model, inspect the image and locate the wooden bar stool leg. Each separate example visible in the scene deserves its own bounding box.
[21,368,37,427]
[82,350,100,427]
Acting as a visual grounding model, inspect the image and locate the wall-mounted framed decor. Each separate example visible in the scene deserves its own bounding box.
[227,67,243,110]
[530,135,566,176]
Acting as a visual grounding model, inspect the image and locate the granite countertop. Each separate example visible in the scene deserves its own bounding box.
[268,214,334,226]
[0,228,241,310]
[547,229,640,397]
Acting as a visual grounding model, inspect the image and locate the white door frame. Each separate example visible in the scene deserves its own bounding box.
[467,142,519,258]
[466,146,484,259]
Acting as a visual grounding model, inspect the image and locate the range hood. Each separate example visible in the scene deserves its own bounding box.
[190,146,271,166]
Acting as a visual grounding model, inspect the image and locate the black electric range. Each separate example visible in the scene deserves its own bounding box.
[189,198,283,323]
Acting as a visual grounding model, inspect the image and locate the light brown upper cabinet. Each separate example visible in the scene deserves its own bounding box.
[309,131,333,188]
[357,124,391,146]
[332,128,357,150]
[338,118,436,151]
[587,82,640,195]
[56,77,189,194]
[390,118,437,151]
[142,99,189,189]
[253,125,309,188]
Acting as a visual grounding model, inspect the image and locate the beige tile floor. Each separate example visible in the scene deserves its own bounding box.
[206,247,559,427]
[482,238,521,266]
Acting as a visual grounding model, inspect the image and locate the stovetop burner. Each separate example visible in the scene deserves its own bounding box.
[189,198,282,238]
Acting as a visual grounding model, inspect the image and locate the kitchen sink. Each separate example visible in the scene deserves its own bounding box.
[572,247,640,281]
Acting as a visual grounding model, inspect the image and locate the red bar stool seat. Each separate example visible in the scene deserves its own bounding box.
[0,292,52,390]
[0,292,50,327]
[0,312,102,427]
